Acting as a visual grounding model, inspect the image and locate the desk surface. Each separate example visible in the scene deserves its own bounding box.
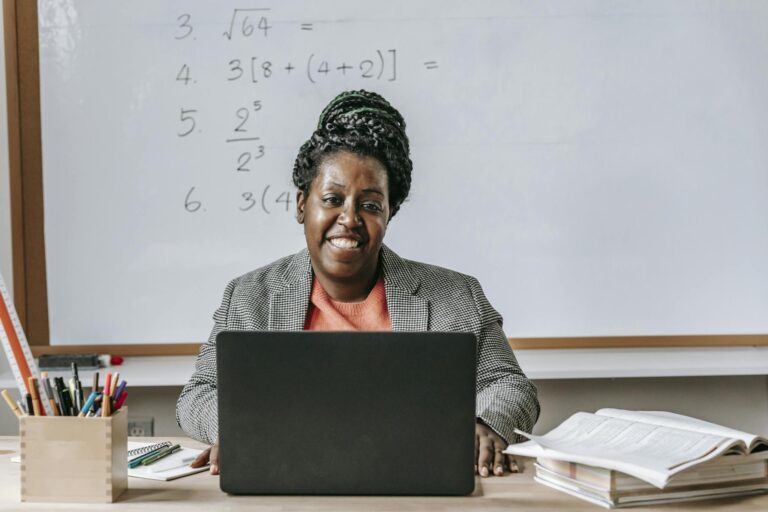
[1,437,766,511]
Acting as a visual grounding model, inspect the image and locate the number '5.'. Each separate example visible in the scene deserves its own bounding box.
[178,109,198,137]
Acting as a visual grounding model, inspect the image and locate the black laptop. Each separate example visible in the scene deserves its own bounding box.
[216,331,477,495]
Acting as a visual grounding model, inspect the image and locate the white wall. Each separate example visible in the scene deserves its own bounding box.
[535,376,768,436]
[0,7,766,440]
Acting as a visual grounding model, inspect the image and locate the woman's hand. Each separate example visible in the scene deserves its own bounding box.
[475,422,518,477]
[191,442,219,475]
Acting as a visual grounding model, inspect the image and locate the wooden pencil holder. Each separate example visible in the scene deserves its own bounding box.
[19,407,128,503]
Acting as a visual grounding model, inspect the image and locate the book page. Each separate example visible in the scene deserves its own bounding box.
[596,409,765,451]
[519,412,735,473]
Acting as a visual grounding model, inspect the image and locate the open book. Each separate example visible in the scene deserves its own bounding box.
[504,408,768,489]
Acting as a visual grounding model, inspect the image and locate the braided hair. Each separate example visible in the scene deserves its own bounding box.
[293,90,413,217]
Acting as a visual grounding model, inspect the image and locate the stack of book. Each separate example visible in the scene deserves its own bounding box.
[505,408,768,508]
[534,454,767,508]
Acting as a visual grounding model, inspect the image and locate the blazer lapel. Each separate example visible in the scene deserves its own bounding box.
[268,249,313,330]
[381,245,430,332]
[387,287,429,331]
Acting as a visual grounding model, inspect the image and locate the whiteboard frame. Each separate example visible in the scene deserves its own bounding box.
[5,1,767,355]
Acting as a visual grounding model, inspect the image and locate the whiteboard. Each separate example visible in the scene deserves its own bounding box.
[38,0,768,345]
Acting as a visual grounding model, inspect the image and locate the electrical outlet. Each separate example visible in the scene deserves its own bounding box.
[128,417,154,437]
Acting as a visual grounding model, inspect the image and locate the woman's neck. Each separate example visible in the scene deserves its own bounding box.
[313,266,380,303]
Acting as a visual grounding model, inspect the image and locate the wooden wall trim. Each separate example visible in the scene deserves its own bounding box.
[30,344,203,357]
[4,0,25,325]
[510,334,768,350]
[7,0,47,345]
[24,334,768,357]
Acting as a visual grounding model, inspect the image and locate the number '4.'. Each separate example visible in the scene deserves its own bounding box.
[275,191,292,211]
[176,64,191,85]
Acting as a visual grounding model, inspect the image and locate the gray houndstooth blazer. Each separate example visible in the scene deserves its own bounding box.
[176,245,539,446]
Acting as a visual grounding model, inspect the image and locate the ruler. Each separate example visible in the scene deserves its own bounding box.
[0,271,53,415]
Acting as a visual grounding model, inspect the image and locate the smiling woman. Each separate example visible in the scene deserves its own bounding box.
[176,90,540,478]
[298,152,391,304]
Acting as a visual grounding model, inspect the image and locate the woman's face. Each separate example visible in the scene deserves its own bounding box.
[297,151,391,283]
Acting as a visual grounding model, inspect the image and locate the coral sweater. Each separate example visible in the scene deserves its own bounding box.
[304,276,392,331]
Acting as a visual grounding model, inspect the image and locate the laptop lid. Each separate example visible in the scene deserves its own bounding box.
[216,331,477,495]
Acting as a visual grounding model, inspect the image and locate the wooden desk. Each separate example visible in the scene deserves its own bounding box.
[0,436,766,511]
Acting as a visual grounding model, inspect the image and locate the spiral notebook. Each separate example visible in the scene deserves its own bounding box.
[127,441,209,481]
[128,441,172,459]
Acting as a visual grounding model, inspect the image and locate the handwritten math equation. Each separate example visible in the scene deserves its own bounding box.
[183,185,294,215]
[173,7,439,215]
